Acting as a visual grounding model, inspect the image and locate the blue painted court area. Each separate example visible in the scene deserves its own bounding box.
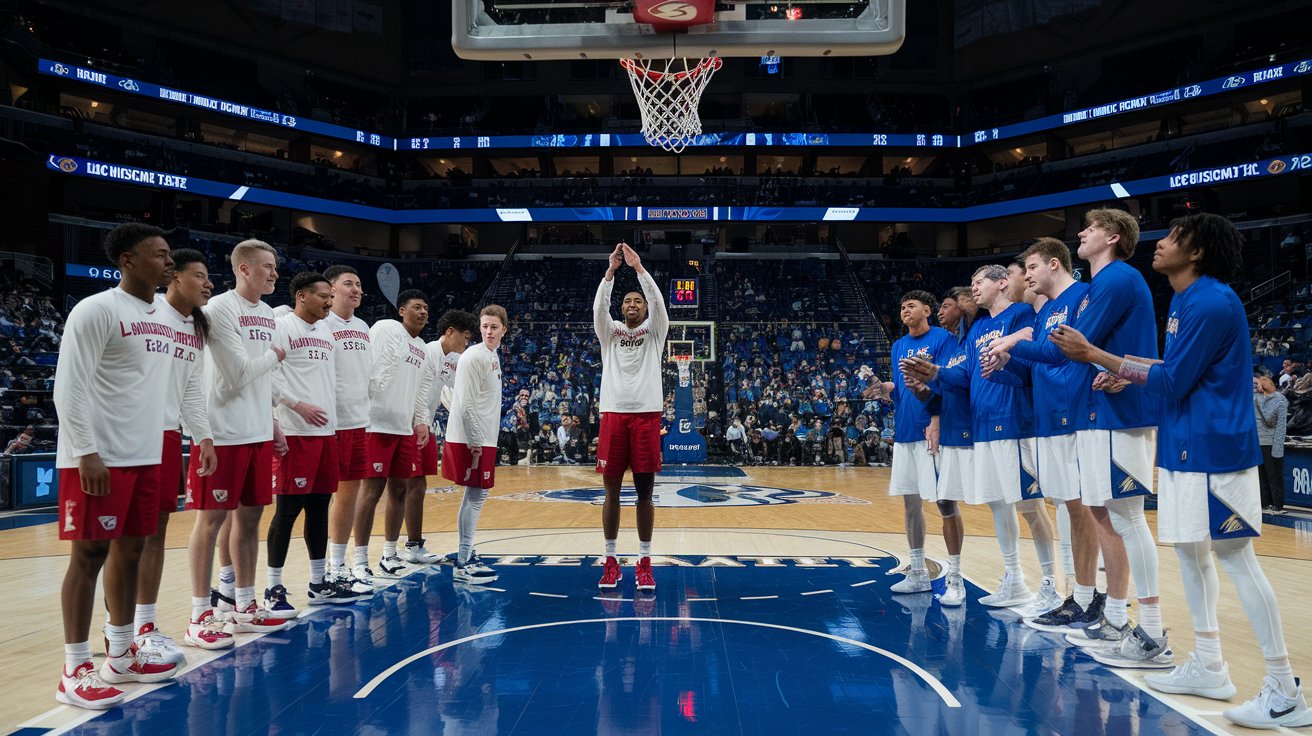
[657,465,748,480]
[55,556,1212,736]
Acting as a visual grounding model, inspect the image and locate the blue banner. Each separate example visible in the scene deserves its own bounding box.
[1284,447,1312,511]
[65,263,123,281]
[663,366,707,464]
[46,152,1312,224]
[38,58,394,149]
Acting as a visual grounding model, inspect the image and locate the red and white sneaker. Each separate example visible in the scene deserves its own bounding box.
[598,556,622,589]
[56,662,125,709]
[635,557,657,591]
[100,644,179,684]
[227,602,291,634]
[184,610,235,649]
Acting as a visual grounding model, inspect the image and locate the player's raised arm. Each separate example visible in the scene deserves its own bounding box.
[594,245,623,341]
[625,243,668,340]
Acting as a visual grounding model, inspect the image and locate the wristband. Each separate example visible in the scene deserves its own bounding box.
[1116,355,1154,385]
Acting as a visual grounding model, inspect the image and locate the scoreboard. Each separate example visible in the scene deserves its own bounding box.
[669,278,699,308]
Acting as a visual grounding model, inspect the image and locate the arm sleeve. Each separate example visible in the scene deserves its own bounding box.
[270,324,300,407]
[368,322,401,397]
[455,353,485,447]
[933,360,971,390]
[411,349,434,430]
[593,277,615,343]
[1144,301,1228,400]
[180,360,213,442]
[51,299,112,458]
[637,269,669,342]
[206,300,281,391]
[1011,337,1065,365]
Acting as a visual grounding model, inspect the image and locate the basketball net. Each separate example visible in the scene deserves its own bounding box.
[622,0,721,153]
[673,355,693,385]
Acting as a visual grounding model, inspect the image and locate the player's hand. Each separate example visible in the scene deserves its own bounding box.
[620,242,643,272]
[273,421,289,456]
[900,357,939,383]
[78,453,110,497]
[981,350,1009,378]
[606,245,623,278]
[925,419,941,456]
[414,424,430,449]
[468,445,482,465]
[1092,371,1130,394]
[271,345,286,362]
[1049,324,1093,362]
[196,439,218,477]
[879,380,895,400]
[293,401,329,427]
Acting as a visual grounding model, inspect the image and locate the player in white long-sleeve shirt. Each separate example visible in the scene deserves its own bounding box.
[593,243,668,591]
[262,272,358,613]
[321,265,373,594]
[442,306,507,584]
[409,309,477,565]
[183,240,291,641]
[132,249,220,662]
[53,223,180,709]
[351,289,432,583]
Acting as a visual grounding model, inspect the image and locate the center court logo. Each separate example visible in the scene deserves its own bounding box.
[501,483,866,508]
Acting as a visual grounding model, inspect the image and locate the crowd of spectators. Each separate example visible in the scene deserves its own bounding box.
[0,268,65,457]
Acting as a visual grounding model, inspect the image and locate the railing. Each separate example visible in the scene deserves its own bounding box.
[1247,271,1292,305]
[0,251,54,288]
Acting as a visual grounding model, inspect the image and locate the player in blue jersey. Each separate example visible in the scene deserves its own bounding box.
[1051,213,1310,729]
[904,265,1055,609]
[930,288,975,604]
[992,239,1107,632]
[883,291,967,606]
[990,209,1166,667]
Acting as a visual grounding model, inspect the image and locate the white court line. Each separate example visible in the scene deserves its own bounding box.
[529,592,568,599]
[801,589,833,596]
[850,580,878,587]
[354,616,962,708]
[686,597,717,602]
[740,595,779,601]
[482,587,507,593]
[593,596,630,602]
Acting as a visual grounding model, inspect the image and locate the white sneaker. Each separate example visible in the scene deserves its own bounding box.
[352,563,383,588]
[332,567,375,596]
[1144,653,1237,700]
[1089,625,1173,669]
[453,559,498,585]
[1223,676,1312,729]
[939,573,966,607]
[401,540,441,565]
[890,569,931,594]
[376,555,408,579]
[134,623,186,666]
[183,610,235,649]
[978,571,1033,608]
[1022,576,1063,619]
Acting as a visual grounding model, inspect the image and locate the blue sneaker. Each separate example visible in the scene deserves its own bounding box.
[263,585,299,618]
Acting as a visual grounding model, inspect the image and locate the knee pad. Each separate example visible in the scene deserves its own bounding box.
[936,500,959,518]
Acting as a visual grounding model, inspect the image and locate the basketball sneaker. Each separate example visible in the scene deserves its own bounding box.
[1023,576,1063,619]
[890,568,932,594]
[308,579,359,604]
[635,557,656,591]
[351,563,381,588]
[100,644,179,684]
[939,573,966,607]
[453,558,498,585]
[1223,676,1312,729]
[210,587,237,613]
[1144,653,1237,700]
[263,585,298,618]
[134,623,186,666]
[1065,616,1129,647]
[598,556,622,589]
[227,601,291,633]
[1026,596,1085,633]
[978,571,1034,608]
[184,610,235,649]
[56,662,125,709]
[1089,625,1173,669]
[376,555,408,579]
[332,568,375,597]
[402,539,441,565]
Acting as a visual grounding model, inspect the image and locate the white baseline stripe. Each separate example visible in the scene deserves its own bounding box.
[354,617,961,707]
[850,580,878,587]
[229,185,249,201]
[801,589,833,596]
[741,595,779,601]
[686,597,717,602]
[529,592,567,599]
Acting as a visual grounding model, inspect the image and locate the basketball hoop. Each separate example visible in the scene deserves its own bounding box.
[673,354,693,385]
[620,56,723,153]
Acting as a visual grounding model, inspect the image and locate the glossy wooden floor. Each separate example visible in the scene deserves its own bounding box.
[3,466,1310,735]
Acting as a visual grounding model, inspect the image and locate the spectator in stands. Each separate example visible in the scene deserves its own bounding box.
[1279,359,1296,391]
[499,411,521,465]
[726,417,747,462]
[533,423,557,464]
[2,425,36,456]
[1255,369,1289,515]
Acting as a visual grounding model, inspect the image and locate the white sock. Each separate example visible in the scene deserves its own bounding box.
[1138,602,1162,639]
[133,603,156,634]
[1195,634,1224,670]
[639,540,651,559]
[458,487,488,564]
[947,555,961,576]
[909,548,926,572]
[309,558,326,585]
[604,538,617,558]
[191,597,210,621]
[104,623,133,658]
[1266,657,1298,698]
[236,586,255,611]
[267,567,283,589]
[218,565,236,598]
[1105,597,1128,628]
[1074,584,1094,609]
[988,502,1022,574]
[353,545,369,566]
[65,641,92,672]
[382,540,397,559]
[329,543,347,569]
